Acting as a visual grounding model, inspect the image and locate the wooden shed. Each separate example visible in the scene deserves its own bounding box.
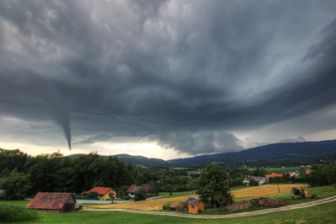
[27,192,77,212]
[183,198,205,214]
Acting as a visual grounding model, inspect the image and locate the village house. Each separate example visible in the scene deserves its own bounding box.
[27,192,78,212]
[265,172,284,179]
[127,184,153,199]
[127,184,139,199]
[180,198,205,214]
[243,176,267,185]
[82,187,116,201]
[305,169,314,175]
[288,171,300,178]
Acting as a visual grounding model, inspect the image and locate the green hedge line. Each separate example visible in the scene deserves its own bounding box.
[0,205,39,222]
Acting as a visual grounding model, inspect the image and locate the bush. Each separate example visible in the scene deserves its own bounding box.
[134,188,146,201]
[162,202,176,211]
[250,197,286,208]
[0,205,39,222]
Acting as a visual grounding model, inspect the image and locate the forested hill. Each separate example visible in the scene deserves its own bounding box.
[68,153,170,167]
[67,139,336,167]
[168,139,336,167]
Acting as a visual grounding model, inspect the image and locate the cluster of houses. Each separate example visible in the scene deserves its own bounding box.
[243,169,313,186]
[25,183,154,212]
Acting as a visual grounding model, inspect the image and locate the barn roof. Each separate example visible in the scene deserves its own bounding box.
[88,187,113,195]
[27,192,75,210]
[141,184,152,193]
[127,184,139,193]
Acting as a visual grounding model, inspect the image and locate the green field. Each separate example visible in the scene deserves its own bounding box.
[248,166,304,174]
[1,185,336,224]
[158,191,195,199]
[0,201,335,224]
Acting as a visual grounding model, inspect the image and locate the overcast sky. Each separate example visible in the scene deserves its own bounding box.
[0,0,336,159]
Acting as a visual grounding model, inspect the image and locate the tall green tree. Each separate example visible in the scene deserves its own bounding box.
[197,163,232,208]
[4,170,31,199]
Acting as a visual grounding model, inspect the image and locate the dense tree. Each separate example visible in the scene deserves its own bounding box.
[252,167,266,176]
[3,170,31,199]
[0,149,251,199]
[134,188,146,201]
[197,163,232,208]
[308,163,336,186]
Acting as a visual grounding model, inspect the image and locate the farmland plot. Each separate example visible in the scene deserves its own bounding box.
[90,184,306,211]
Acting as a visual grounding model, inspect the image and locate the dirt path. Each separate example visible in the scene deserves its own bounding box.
[83,195,336,219]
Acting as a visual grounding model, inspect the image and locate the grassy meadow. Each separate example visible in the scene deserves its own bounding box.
[0,200,335,224]
[1,185,336,223]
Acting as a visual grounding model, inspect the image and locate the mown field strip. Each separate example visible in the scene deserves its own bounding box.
[84,195,336,219]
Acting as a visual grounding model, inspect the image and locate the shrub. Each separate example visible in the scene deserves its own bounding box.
[162,202,176,211]
[250,197,286,208]
[134,188,146,201]
[0,205,39,222]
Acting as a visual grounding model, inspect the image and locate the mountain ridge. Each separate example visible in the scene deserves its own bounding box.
[67,139,336,167]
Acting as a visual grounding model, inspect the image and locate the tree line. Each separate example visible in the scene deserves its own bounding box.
[0,149,252,200]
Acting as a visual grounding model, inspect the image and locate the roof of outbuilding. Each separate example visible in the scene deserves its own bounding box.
[127,184,140,193]
[26,192,75,210]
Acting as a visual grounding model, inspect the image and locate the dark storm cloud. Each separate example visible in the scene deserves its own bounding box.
[0,0,336,154]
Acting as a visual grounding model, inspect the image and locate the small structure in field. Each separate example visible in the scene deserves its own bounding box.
[82,187,116,200]
[291,187,307,199]
[243,176,267,185]
[27,192,77,212]
[179,198,205,214]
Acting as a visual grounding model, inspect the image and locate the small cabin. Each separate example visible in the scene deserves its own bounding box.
[183,198,205,214]
[27,192,77,212]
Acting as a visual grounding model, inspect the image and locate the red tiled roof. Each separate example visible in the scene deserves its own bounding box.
[305,169,314,174]
[26,192,75,211]
[265,173,284,178]
[88,187,113,195]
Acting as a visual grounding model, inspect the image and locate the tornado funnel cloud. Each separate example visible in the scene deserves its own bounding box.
[39,81,72,150]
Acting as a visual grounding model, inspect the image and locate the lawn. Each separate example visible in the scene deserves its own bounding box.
[0,200,335,224]
[158,191,195,199]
